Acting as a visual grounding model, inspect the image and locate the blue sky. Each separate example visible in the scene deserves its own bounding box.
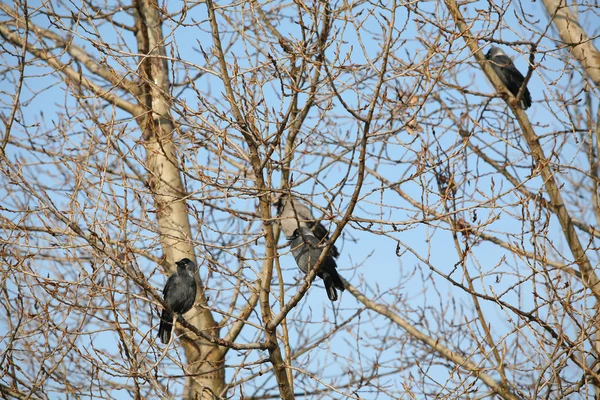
[1,0,599,398]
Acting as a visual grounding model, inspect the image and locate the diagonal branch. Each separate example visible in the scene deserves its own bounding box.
[443,0,600,301]
[0,25,142,116]
[346,280,522,400]
[0,2,142,97]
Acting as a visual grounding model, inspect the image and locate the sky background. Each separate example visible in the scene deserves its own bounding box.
[1,0,599,398]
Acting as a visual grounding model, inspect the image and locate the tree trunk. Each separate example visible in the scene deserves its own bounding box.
[542,0,600,88]
[133,0,225,397]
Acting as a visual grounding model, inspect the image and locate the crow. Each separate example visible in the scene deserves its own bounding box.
[276,194,340,258]
[486,46,532,110]
[287,227,345,301]
[158,258,197,344]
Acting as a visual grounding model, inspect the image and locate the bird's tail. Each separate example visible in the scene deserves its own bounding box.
[158,309,173,344]
[322,270,345,302]
[522,89,532,110]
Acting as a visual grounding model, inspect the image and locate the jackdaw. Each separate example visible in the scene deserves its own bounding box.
[276,194,340,258]
[158,258,197,344]
[485,46,532,110]
[287,227,345,301]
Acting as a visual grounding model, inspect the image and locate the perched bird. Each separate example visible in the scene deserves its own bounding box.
[287,227,345,301]
[276,194,340,258]
[485,46,532,110]
[158,258,197,344]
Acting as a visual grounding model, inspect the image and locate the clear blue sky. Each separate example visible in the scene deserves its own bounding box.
[1,0,598,398]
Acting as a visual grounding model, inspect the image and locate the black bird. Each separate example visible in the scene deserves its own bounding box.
[158,258,197,344]
[485,46,532,110]
[276,194,340,258]
[287,227,345,301]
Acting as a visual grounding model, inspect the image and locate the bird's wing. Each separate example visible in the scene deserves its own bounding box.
[493,55,525,85]
[162,274,177,299]
[308,220,329,241]
[308,220,340,258]
[303,233,321,247]
[305,235,332,265]
[290,234,319,260]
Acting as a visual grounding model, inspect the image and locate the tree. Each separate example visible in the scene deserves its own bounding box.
[1,0,599,398]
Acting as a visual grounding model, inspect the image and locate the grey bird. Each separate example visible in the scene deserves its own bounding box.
[485,46,532,110]
[287,227,345,301]
[158,258,197,344]
[276,194,340,258]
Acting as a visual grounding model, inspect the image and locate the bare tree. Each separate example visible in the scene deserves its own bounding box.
[1,0,599,399]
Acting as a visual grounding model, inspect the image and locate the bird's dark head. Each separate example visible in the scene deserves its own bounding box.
[485,46,505,60]
[286,228,301,242]
[287,227,314,243]
[176,258,196,271]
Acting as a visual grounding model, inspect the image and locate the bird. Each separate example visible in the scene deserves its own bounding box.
[157,258,197,344]
[485,46,532,110]
[287,227,345,301]
[276,194,340,258]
